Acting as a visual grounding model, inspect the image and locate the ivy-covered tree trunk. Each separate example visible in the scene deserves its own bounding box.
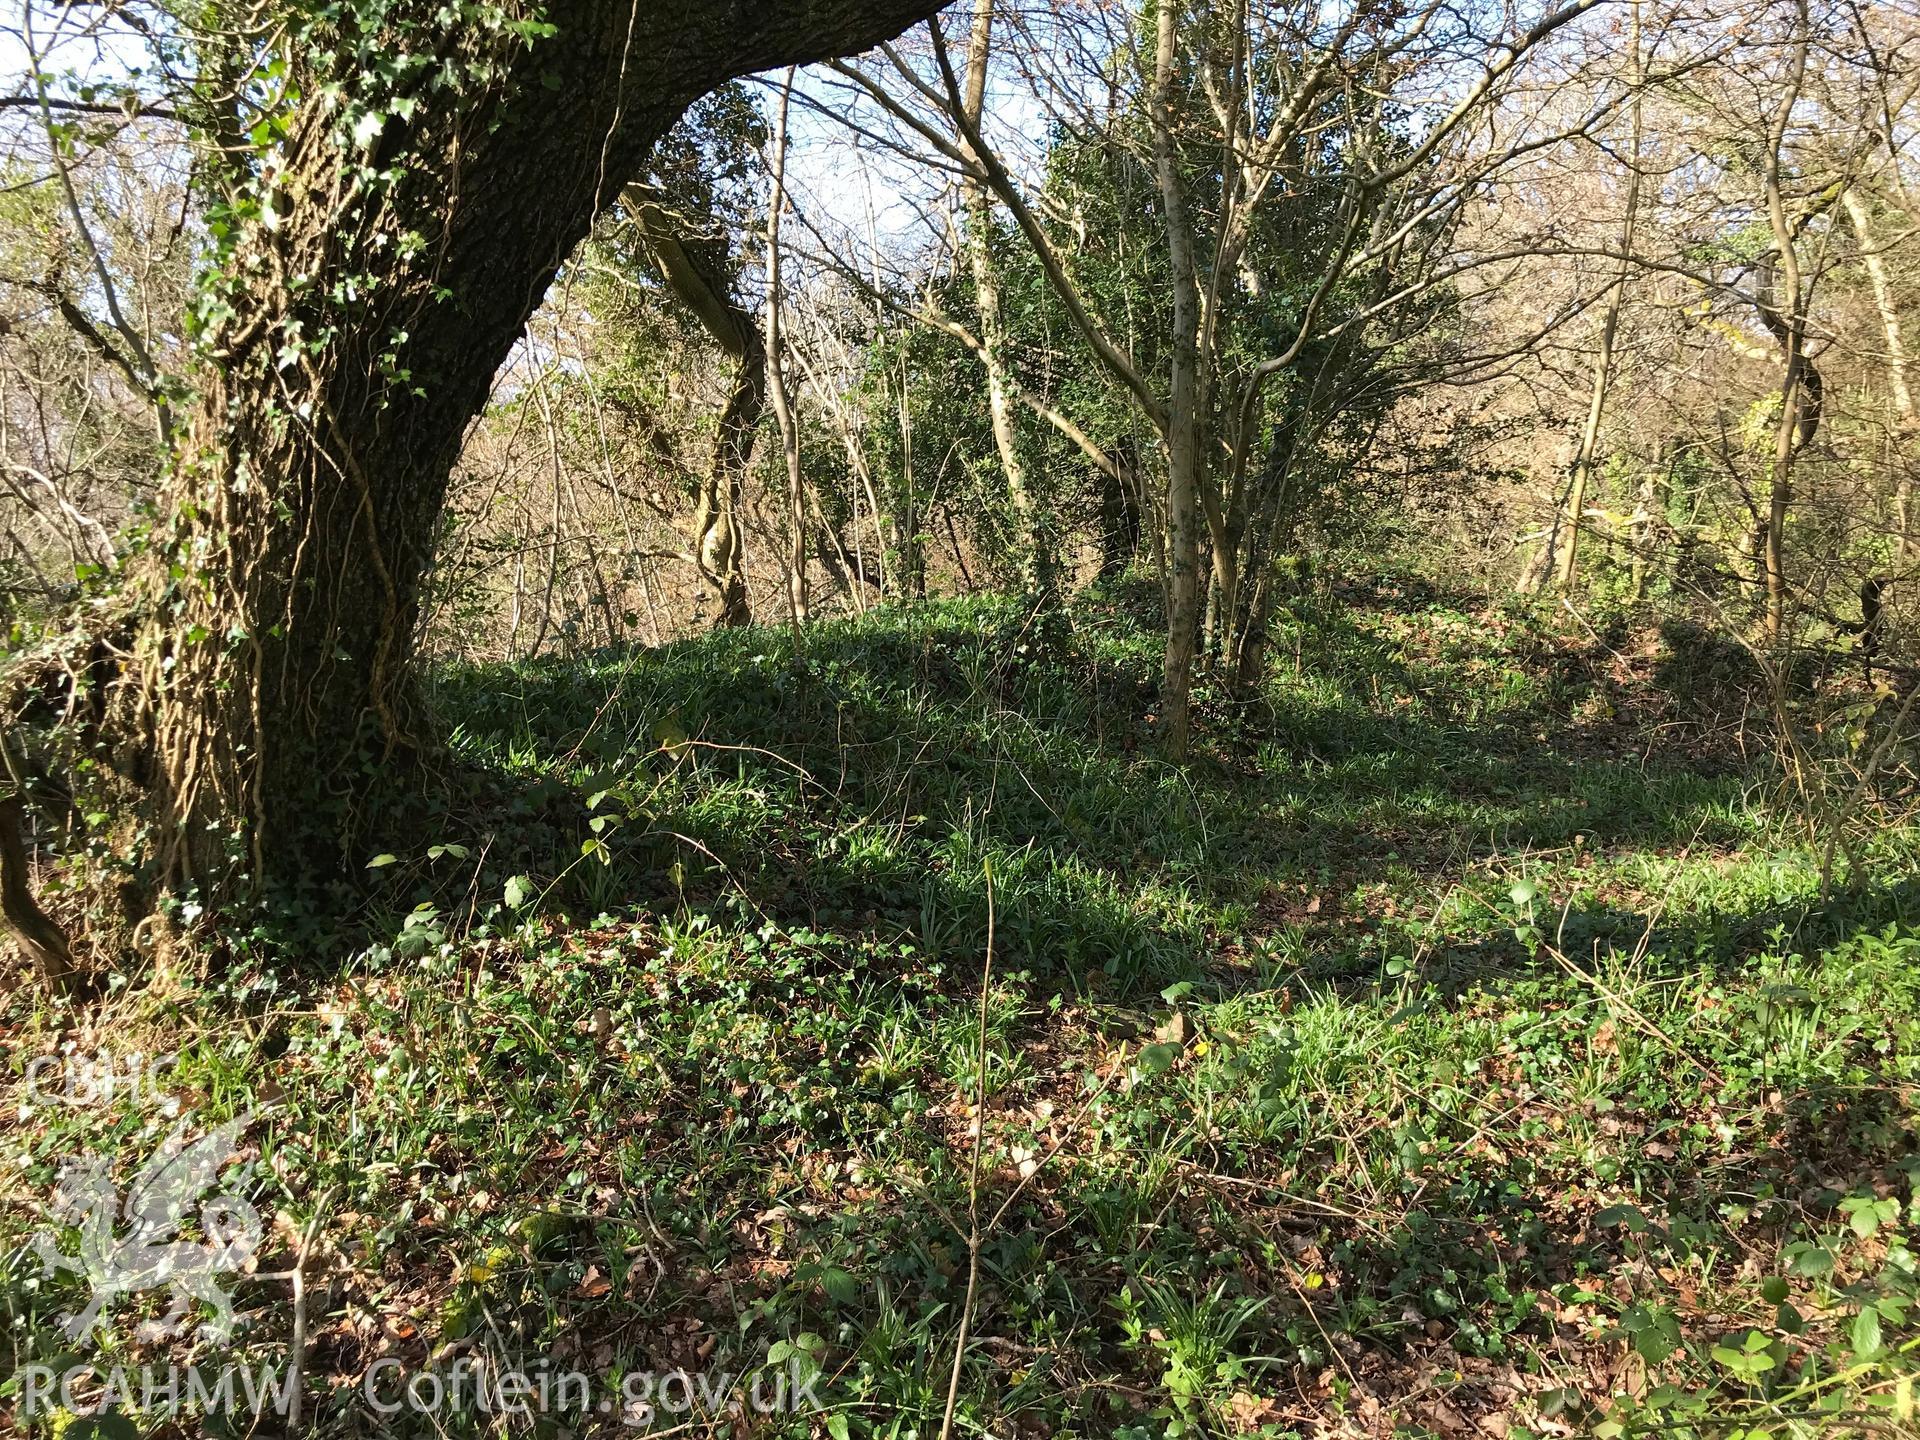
[627,183,761,629]
[141,0,943,895]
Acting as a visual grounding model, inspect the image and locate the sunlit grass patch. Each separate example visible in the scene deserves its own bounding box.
[4,586,1915,1437]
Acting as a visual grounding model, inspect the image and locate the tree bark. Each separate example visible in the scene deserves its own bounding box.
[696,356,760,629]
[894,357,926,597]
[142,0,942,894]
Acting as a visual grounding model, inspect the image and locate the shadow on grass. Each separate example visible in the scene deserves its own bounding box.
[427,591,1831,999]
[11,589,1917,1440]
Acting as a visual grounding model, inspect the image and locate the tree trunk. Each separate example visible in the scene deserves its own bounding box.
[1098,438,1143,579]
[627,183,760,627]
[695,355,760,629]
[0,790,76,998]
[1756,0,1811,644]
[1230,431,1301,690]
[764,69,810,628]
[1554,316,1621,591]
[142,0,941,894]
[1517,488,1568,594]
[1555,0,1642,590]
[1152,0,1205,757]
[960,0,1047,599]
[1628,471,1656,603]
[895,360,926,598]
[1842,187,1916,579]
[1763,340,1810,641]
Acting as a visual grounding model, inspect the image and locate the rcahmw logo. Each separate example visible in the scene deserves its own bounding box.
[16,1363,297,1419]
[30,1111,263,1345]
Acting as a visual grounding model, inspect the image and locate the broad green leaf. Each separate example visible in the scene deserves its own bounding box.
[1138,1042,1180,1076]
[1853,1307,1883,1361]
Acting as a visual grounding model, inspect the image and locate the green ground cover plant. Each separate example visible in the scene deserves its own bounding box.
[5,582,1917,1438]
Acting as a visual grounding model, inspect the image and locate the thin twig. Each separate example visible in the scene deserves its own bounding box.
[283,1185,340,1433]
[938,859,994,1440]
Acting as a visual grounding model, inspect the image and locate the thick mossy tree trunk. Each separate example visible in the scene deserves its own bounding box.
[142,0,944,896]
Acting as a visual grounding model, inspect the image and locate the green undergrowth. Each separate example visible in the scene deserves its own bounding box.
[4,582,1918,1438]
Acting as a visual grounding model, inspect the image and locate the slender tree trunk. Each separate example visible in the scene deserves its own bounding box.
[529,398,565,658]
[1842,187,1916,577]
[1152,0,1204,757]
[1231,433,1301,689]
[1764,340,1808,642]
[1628,471,1657,602]
[896,361,926,597]
[943,505,976,591]
[1098,439,1143,579]
[1206,508,1238,674]
[1556,0,1642,589]
[1554,323,1621,591]
[1517,485,1568,594]
[764,69,809,627]
[507,547,527,660]
[1757,0,1812,644]
[852,428,893,597]
[555,442,621,645]
[141,0,943,897]
[959,0,1046,598]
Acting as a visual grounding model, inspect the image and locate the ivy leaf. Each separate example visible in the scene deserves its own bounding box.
[1595,1204,1648,1233]
[1138,1042,1180,1076]
[504,874,533,909]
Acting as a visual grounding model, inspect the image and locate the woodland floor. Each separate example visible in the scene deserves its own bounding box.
[4,578,1919,1438]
